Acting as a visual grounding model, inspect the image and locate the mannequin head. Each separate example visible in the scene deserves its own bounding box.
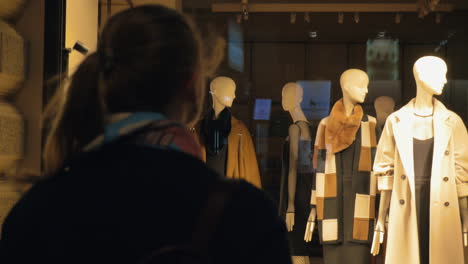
[413,56,447,96]
[340,69,369,105]
[281,82,303,111]
[210,76,236,108]
[374,96,395,125]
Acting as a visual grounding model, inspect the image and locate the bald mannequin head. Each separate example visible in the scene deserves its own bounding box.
[374,96,395,126]
[210,76,236,108]
[281,82,303,111]
[340,69,369,104]
[413,56,447,96]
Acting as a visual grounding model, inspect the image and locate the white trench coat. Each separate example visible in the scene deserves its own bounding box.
[374,99,468,264]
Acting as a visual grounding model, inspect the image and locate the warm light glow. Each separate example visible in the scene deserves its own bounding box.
[211,76,237,107]
[414,56,447,95]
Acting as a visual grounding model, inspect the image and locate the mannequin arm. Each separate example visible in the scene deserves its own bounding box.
[371,118,396,255]
[286,124,300,232]
[371,190,391,255]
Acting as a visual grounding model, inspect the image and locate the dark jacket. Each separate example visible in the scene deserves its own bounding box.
[0,142,291,264]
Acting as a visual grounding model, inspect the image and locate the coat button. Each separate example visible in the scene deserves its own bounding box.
[445,202,450,207]
[399,199,405,205]
[443,177,449,182]
[401,175,406,180]
[445,150,450,156]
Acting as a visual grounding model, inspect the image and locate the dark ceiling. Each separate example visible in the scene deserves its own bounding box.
[183,0,468,10]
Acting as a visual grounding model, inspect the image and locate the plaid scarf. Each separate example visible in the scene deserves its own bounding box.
[312,104,377,244]
[84,112,202,159]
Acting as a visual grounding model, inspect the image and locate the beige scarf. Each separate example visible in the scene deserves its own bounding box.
[325,99,363,153]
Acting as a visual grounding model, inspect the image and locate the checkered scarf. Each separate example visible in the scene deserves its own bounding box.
[311,104,378,244]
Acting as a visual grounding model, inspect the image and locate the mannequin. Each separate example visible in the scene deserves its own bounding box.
[310,69,378,264]
[194,76,261,188]
[279,82,314,264]
[371,56,468,264]
[374,96,395,131]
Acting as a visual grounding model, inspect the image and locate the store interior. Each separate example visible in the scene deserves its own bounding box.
[0,0,468,262]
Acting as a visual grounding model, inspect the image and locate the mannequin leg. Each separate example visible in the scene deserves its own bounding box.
[292,256,311,264]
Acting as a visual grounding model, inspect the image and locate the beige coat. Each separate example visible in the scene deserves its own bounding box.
[374,99,468,264]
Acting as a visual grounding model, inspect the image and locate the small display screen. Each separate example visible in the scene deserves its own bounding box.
[253,99,272,120]
[297,80,332,120]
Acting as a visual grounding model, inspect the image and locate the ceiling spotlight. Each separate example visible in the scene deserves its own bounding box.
[338,12,344,24]
[290,12,296,24]
[436,13,442,24]
[395,13,402,24]
[236,14,242,24]
[242,4,249,21]
[304,12,310,23]
[418,10,425,19]
[354,12,360,23]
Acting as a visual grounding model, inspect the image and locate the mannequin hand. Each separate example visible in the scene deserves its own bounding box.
[286,205,295,232]
[286,212,295,232]
[304,208,316,242]
[371,219,385,256]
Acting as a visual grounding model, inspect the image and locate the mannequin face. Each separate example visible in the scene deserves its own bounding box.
[210,77,236,108]
[414,56,448,96]
[341,69,369,104]
[281,83,303,111]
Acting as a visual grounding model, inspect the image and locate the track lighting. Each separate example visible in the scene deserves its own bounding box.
[304,12,310,23]
[354,12,360,23]
[338,12,344,24]
[290,12,296,24]
[395,13,402,24]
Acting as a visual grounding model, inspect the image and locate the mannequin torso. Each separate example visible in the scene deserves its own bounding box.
[371,56,468,264]
[196,76,262,188]
[311,69,377,264]
[279,83,314,262]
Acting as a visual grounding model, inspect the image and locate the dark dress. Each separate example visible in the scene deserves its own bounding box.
[322,140,371,264]
[206,144,228,177]
[0,142,292,263]
[279,122,314,256]
[413,137,433,264]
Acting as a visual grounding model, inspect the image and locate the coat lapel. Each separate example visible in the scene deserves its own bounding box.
[432,99,451,179]
[393,100,416,192]
[226,117,241,178]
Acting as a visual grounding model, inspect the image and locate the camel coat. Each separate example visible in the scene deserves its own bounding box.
[193,116,262,188]
[374,99,468,264]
